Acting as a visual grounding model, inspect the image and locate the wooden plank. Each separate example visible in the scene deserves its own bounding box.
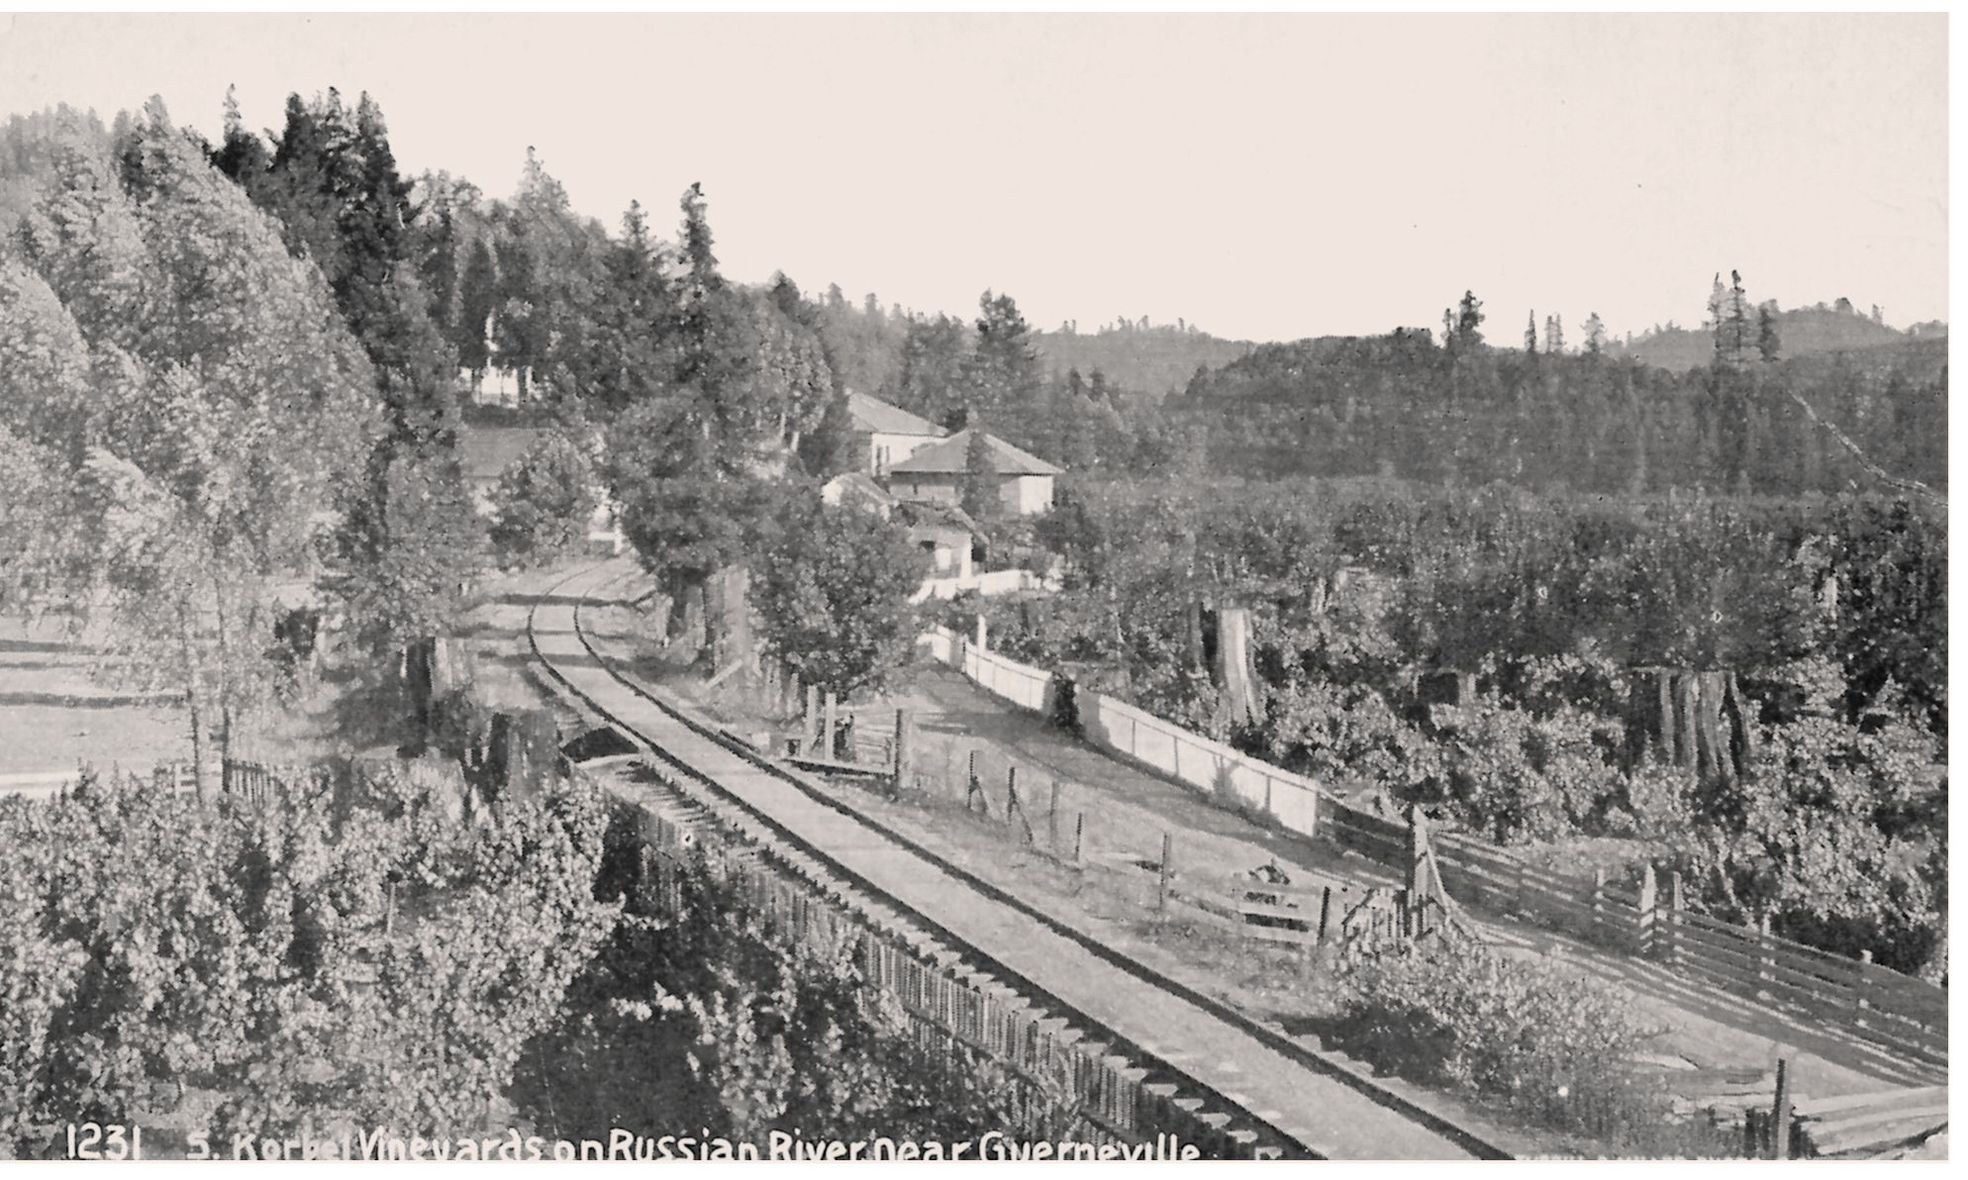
[1238,921,1321,947]
[1236,898,1319,926]
[1795,1085,1947,1120]
[1807,1103,1950,1150]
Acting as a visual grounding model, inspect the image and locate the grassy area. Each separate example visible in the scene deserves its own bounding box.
[0,564,584,786]
[0,620,191,775]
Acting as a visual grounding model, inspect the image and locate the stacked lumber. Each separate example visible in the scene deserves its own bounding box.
[1794,1085,1948,1158]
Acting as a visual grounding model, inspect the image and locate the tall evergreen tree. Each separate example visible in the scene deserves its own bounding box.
[1454,290,1485,349]
[958,425,1000,523]
[455,236,498,371]
[959,290,1044,438]
[1757,304,1782,363]
[1583,311,1607,356]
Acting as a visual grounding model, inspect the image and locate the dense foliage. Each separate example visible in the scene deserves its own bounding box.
[989,479,1947,973]
[488,430,600,568]
[1332,942,1680,1148]
[514,801,1063,1148]
[0,102,377,791]
[0,760,614,1156]
[749,495,928,699]
[1169,326,1946,496]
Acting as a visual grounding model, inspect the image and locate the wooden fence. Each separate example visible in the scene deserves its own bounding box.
[1321,800,1947,1064]
[150,759,311,801]
[919,620,1948,1069]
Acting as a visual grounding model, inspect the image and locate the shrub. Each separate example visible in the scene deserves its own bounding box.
[1331,941,1667,1142]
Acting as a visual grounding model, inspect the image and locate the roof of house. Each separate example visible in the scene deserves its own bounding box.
[845,390,945,437]
[822,471,896,510]
[894,499,986,541]
[886,429,1063,477]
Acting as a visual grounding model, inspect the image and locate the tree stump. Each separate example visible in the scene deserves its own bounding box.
[1625,667,1754,782]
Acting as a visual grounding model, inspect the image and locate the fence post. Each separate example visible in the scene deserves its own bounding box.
[1757,914,1774,994]
[1664,870,1684,968]
[975,613,988,653]
[1636,863,1657,957]
[1048,778,1061,854]
[823,692,839,761]
[1770,1057,1793,1159]
[803,684,819,755]
[1853,949,1873,1023]
[1073,813,1084,864]
[1591,867,1606,946]
[892,709,912,796]
[1158,831,1173,911]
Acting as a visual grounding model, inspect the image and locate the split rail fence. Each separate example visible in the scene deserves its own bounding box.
[919,620,1948,1069]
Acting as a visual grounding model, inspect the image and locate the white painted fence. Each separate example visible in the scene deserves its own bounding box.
[960,643,1055,714]
[911,568,1045,603]
[919,623,1320,839]
[1077,692,1321,839]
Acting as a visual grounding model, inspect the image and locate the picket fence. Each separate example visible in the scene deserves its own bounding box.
[923,624,1948,1069]
[617,782,1264,1157]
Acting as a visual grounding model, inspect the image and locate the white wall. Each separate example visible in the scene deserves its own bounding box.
[1000,474,1055,516]
[869,431,942,476]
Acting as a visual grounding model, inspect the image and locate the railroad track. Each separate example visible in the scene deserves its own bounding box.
[526,561,1511,1160]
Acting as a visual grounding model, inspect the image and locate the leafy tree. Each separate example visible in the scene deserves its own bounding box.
[8,104,376,794]
[604,185,831,674]
[796,387,859,479]
[330,441,484,653]
[749,496,927,698]
[887,312,969,427]
[488,431,600,568]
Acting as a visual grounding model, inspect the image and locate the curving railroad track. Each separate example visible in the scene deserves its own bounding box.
[526,560,1512,1161]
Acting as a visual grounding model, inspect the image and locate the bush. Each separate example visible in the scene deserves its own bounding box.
[1331,942,1668,1143]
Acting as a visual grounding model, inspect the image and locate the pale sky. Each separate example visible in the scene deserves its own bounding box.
[0,12,1948,343]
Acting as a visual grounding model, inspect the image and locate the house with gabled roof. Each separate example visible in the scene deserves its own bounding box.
[885,428,1061,517]
[845,389,947,477]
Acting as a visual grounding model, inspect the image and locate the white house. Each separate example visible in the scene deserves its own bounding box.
[884,429,1060,517]
[845,390,947,477]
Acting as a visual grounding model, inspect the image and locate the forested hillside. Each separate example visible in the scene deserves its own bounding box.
[1033,320,1254,402]
[1609,298,1937,372]
[1171,323,1947,497]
